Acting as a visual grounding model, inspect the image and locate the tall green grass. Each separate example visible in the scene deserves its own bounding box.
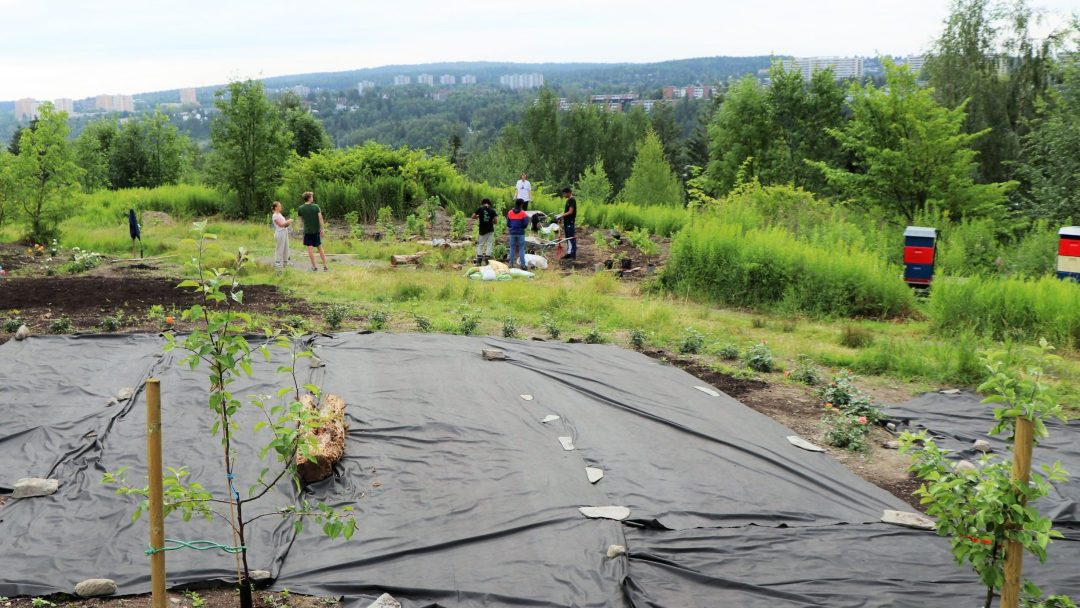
[78,184,229,226]
[928,275,1080,346]
[661,220,914,318]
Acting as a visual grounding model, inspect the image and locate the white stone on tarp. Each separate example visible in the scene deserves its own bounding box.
[881,509,936,531]
[117,387,135,401]
[579,506,631,521]
[586,467,604,483]
[366,593,401,608]
[74,578,117,597]
[15,324,30,340]
[541,415,560,423]
[940,388,961,395]
[12,477,58,498]
[883,440,901,450]
[106,397,119,407]
[694,385,720,397]
[972,439,992,453]
[482,349,506,361]
[250,570,272,582]
[786,435,825,452]
[558,436,575,451]
[520,394,533,401]
[886,422,897,432]
[309,357,325,368]
[606,544,627,558]
[955,460,978,473]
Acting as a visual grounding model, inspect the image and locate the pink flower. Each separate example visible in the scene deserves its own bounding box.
[857,416,868,424]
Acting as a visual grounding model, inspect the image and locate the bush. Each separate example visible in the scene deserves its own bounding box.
[629,327,649,350]
[3,317,23,333]
[817,370,883,423]
[325,304,352,331]
[823,411,871,452]
[414,314,433,333]
[367,307,390,330]
[502,316,519,339]
[716,342,740,360]
[789,355,821,385]
[376,206,396,240]
[540,312,561,340]
[458,310,480,336]
[49,317,73,334]
[450,210,467,241]
[284,315,307,332]
[583,326,605,344]
[393,283,427,301]
[679,327,705,354]
[99,314,122,332]
[63,247,104,274]
[742,342,774,372]
[839,324,875,349]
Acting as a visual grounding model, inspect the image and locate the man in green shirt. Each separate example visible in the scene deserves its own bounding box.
[297,191,329,271]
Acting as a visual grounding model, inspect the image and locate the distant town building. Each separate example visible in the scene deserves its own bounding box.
[781,56,864,80]
[460,74,477,85]
[499,73,544,90]
[15,98,39,120]
[95,94,114,111]
[631,99,661,112]
[439,74,456,85]
[590,93,638,112]
[357,80,375,96]
[432,89,450,102]
[290,85,311,97]
[179,88,198,105]
[417,74,434,86]
[393,75,411,86]
[557,98,574,111]
[904,55,926,75]
[54,98,74,114]
[95,94,134,112]
[662,85,716,100]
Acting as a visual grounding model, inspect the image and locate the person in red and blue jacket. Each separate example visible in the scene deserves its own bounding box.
[506,198,529,269]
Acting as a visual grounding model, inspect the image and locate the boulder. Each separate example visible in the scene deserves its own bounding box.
[249,570,272,582]
[12,477,59,498]
[972,439,992,453]
[955,460,978,473]
[296,394,347,484]
[15,324,30,340]
[482,349,507,361]
[74,578,117,597]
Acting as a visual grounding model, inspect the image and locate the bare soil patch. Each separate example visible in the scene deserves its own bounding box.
[1,588,335,608]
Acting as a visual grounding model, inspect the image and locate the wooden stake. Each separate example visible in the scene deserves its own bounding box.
[146,378,166,608]
[1001,417,1034,608]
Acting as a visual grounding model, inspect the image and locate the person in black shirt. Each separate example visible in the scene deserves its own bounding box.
[471,198,497,265]
[557,187,578,259]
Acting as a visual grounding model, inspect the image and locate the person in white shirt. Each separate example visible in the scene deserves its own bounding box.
[515,173,532,210]
[271,201,293,271]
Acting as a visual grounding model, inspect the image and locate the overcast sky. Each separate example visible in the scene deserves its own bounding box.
[2,0,1077,100]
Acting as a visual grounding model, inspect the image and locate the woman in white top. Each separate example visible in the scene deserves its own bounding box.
[271,201,293,271]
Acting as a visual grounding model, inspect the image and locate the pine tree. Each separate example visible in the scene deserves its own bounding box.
[619,130,683,206]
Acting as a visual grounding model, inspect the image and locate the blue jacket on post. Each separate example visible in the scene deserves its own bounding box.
[506,209,529,236]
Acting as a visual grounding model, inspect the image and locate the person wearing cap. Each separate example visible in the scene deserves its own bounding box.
[514,173,532,210]
[506,198,529,268]
[556,187,577,260]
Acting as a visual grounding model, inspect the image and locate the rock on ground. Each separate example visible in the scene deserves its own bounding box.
[12,477,58,498]
[74,578,117,597]
[367,594,401,608]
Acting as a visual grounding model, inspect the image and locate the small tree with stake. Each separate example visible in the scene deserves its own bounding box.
[106,221,356,608]
[900,341,1072,608]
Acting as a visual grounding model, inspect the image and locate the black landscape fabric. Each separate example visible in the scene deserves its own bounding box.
[1,334,1078,607]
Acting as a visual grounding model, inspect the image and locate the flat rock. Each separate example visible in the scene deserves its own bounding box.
[972,439,992,453]
[558,436,575,451]
[366,594,401,608]
[586,467,604,483]
[579,506,631,521]
[12,477,59,498]
[694,385,720,397]
[520,394,533,401]
[117,387,135,400]
[940,388,961,395]
[881,510,935,531]
[883,440,900,450]
[541,415,560,423]
[481,349,506,361]
[786,435,825,452]
[74,578,117,597]
[606,544,627,558]
[14,324,30,340]
[309,357,325,368]
[955,460,978,473]
[249,570,272,582]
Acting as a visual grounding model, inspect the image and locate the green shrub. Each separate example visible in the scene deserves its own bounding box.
[716,343,740,360]
[450,210,467,240]
[839,324,875,349]
[817,370,883,423]
[789,355,821,385]
[376,206,396,240]
[742,342,775,372]
[284,315,307,332]
[458,310,480,335]
[540,312,561,339]
[325,304,352,331]
[414,314,433,333]
[502,316,520,339]
[405,214,425,239]
[629,327,649,350]
[99,315,122,332]
[49,317,73,334]
[583,326,605,344]
[3,317,23,333]
[393,283,427,301]
[367,307,390,330]
[63,247,104,274]
[823,411,871,452]
[679,327,705,354]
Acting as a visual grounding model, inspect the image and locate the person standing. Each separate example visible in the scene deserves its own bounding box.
[557,187,577,260]
[271,201,293,272]
[506,199,529,269]
[471,198,497,265]
[515,173,532,210]
[297,191,329,272]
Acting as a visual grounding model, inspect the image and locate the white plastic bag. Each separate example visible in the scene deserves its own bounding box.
[524,254,548,270]
[480,265,497,281]
[509,268,535,278]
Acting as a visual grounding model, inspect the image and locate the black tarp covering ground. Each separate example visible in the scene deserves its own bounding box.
[1,334,1078,607]
[885,391,1080,536]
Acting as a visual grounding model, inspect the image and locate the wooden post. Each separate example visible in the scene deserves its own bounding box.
[1001,417,1034,608]
[146,378,166,608]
